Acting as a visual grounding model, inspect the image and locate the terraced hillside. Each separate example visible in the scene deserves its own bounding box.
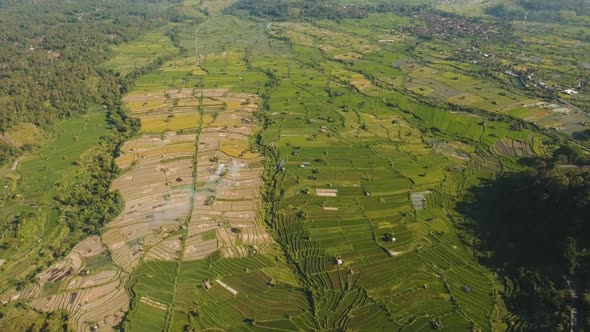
[1,1,588,331]
[245,21,547,331]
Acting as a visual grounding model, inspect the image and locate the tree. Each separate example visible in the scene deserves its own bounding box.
[458,146,590,330]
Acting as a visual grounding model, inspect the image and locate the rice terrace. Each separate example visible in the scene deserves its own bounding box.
[0,0,589,331]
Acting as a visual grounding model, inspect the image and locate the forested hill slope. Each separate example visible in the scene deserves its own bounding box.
[484,0,590,23]
[459,146,590,330]
[0,0,182,165]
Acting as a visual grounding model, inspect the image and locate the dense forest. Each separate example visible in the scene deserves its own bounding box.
[224,0,369,20]
[459,145,590,330]
[224,0,431,21]
[0,0,183,165]
[485,0,590,23]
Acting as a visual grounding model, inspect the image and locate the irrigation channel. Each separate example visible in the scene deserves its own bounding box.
[164,84,205,331]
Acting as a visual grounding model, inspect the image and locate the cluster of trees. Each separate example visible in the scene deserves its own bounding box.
[224,0,433,21]
[50,102,138,259]
[576,129,590,141]
[519,0,589,15]
[459,144,590,330]
[224,0,369,20]
[485,0,590,23]
[0,0,183,164]
[0,303,70,332]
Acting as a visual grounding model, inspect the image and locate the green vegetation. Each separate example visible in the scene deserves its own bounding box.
[459,146,590,330]
[0,101,139,294]
[0,0,183,328]
[104,25,179,75]
[17,111,109,199]
[127,255,315,331]
[229,2,588,330]
[1,112,142,329]
[485,0,590,23]
[117,8,586,330]
[0,303,70,332]
[0,0,184,164]
[120,17,314,331]
[251,37,505,331]
[1,0,589,331]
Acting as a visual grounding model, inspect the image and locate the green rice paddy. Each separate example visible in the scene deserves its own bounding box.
[4,2,587,330]
[113,14,564,330]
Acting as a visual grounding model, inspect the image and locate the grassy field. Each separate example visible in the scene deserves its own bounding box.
[18,111,110,201]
